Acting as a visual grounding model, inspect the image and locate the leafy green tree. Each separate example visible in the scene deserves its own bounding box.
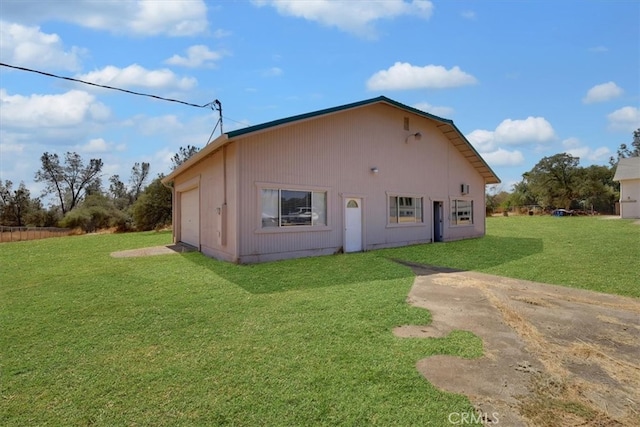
[0,180,44,226]
[485,186,510,214]
[525,153,581,210]
[34,152,103,214]
[108,162,150,211]
[508,178,539,209]
[59,193,130,232]
[131,175,172,230]
[609,128,640,166]
[576,165,617,214]
[109,174,129,210]
[26,204,61,227]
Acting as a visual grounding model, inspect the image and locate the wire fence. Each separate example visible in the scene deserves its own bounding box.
[0,226,72,243]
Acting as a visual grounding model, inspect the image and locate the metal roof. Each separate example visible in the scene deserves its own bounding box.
[164,96,500,184]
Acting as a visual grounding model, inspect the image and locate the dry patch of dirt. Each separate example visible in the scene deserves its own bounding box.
[395,268,640,426]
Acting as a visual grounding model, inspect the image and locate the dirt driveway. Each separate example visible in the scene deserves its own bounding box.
[394,266,640,426]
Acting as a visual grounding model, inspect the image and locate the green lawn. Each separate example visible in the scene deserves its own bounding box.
[1,216,637,426]
[383,216,640,298]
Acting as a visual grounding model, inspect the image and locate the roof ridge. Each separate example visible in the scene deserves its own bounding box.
[226,96,453,138]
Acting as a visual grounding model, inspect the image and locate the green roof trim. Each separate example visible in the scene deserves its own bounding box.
[226,96,454,139]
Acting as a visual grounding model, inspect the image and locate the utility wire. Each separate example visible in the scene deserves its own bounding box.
[0,62,215,109]
[2,61,226,141]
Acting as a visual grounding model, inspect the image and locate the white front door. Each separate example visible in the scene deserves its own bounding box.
[344,198,362,252]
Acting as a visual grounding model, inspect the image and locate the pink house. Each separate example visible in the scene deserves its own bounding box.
[162,96,500,263]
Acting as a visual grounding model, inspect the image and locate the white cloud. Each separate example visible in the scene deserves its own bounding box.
[561,137,611,162]
[0,143,25,154]
[494,117,556,144]
[0,21,83,71]
[607,106,640,132]
[466,129,497,151]
[252,0,433,38]
[589,46,608,53]
[262,67,283,77]
[583,81,623,104]
[461,10,476,20]
[367,62,477,90]
[1,0,208,36]
[466,117,556,168]
[136,115,184,136]
[480,148,525,167]
[213,29,232,38]
[130,0,208,36]
[0,89,111,128]
[76,64,197,91]
[74,138,126,154]
[412,102,454,118]
[165,45,226,68]
[76,138,111,153]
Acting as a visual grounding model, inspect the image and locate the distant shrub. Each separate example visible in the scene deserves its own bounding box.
[131,176,172,231]
[59,194,132,233]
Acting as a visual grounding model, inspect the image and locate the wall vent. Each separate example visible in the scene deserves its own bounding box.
[460,184,470,195]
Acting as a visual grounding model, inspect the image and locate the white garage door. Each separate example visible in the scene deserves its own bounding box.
[180,188,199,248]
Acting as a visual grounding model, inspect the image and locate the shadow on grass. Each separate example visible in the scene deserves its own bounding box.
[179,235,543,294]
[379,235,544,272]
[182,251,415,294]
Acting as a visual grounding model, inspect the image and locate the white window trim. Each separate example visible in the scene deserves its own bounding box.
[255,182,331,233]
[386,191,425,227]
[450,198,474,226]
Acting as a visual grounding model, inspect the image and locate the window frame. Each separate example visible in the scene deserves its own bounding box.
[256,183,330,233]
[386,192,424,226]
[451,199,474,226]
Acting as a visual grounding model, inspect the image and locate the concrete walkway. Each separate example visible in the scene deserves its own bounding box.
[110,243,195,258]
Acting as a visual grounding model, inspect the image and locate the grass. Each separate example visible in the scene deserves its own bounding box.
[1,216,637,426]
[382,216,640,298]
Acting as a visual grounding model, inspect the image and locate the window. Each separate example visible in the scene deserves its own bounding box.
[261,189,327,228]
[389,195,423,223]
[451,199,473,225]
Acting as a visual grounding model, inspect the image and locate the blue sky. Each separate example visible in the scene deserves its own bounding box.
[1,0,638,199]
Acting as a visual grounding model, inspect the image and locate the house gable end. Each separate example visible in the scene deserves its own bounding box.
[225,96,500,185]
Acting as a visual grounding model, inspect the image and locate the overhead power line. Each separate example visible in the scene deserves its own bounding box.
[0,62,215,109]
[1,61,225,140]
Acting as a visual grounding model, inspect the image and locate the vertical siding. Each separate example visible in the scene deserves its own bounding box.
[234,103,489,261]
[172,143,238,262]
[446,141,487,241]
[620,179,640,218]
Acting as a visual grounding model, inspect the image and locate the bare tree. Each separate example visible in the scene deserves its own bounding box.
[35,152,103,214]
[171,145,200,170]
[129,162,150,202]
[109,174,129,210]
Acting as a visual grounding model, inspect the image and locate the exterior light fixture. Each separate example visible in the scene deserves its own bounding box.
[405,132,422,143]
[370,167,379,174]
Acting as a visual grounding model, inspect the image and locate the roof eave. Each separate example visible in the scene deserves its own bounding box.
[163,95,500,185]
[161,133,229,185]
